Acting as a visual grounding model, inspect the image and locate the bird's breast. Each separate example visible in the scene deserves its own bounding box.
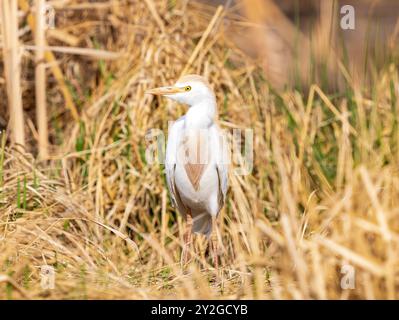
[177,129,213,191]
[174,128,218,208]
[174,162,218,209]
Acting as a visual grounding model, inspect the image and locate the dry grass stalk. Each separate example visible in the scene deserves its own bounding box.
[143,0,166,33]
[35,0,48,159]
[0,0,398,300]
[25,45,121,60]
[0,0,25,148]
[18,0,80,122]
[179,5,224,77]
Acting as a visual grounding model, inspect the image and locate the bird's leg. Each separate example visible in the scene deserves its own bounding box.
[210,217,219,271]
[181,212,193,267]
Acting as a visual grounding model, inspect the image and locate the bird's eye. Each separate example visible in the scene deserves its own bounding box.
[184,86,191,91]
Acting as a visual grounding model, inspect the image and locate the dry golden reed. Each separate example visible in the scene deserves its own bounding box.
[0,0,398,299]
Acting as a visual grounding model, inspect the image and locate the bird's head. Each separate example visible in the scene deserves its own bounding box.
[146,74,215,106]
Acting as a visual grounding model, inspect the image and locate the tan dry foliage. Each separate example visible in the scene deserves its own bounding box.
[0,0,399,299]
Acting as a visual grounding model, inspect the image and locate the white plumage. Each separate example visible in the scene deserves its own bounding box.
[146,74,228,267]
[166,117,227,236]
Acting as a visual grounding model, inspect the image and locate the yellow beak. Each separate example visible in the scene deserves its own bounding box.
[145,86,184,95]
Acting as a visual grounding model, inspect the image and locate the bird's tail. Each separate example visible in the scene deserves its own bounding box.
[192,212,212,237]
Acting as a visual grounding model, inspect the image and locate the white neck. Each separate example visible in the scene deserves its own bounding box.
[185,97,216,129]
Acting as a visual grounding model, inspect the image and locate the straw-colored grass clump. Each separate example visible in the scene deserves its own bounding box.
[0,1,399,299]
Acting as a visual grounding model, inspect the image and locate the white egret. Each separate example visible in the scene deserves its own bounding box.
[146,75,228,268]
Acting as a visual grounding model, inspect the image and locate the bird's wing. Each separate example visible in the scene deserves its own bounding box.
[212,124,229,210]
[165,117,188,215]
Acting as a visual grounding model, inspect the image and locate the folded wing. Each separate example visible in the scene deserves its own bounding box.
[165,117,189,217]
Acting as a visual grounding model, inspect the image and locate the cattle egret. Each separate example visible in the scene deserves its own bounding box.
[146,75,228,269]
